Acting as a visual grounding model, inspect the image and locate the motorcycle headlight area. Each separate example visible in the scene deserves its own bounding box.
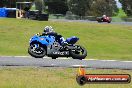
[40,38,45,40]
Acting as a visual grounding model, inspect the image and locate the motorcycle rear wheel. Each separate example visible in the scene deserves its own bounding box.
[70,45,87,60]
[107,20,111,23]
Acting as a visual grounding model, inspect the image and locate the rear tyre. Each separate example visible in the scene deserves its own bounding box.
[108,21,111,23]
[70,45,87,60]
[28,43,46,58]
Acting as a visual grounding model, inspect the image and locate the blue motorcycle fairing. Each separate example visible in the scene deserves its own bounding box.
[29,35,55,46]
[66,36,79,44]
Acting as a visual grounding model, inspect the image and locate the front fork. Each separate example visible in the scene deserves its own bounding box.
[34,44,39,48]
[31,44,40,52]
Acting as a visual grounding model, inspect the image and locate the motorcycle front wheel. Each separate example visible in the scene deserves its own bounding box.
[28,43,46,58]
[70,45,87,60]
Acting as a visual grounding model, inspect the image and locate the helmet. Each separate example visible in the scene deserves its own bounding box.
[44,26,54,33]
[102,15,106,18]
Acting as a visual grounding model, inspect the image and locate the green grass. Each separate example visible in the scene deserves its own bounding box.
[112,8,127,22]
[49,14,65,19]
[0,67,131,88]
[0,18,132,60]
[116,8,127,18]
[111,17,123,22]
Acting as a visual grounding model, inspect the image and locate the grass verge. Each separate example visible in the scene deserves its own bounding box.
[0,18,132,60]
[0,67,131,88]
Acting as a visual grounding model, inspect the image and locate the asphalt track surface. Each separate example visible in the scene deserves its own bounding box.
[50,19,132,26]
[0,57,132,70]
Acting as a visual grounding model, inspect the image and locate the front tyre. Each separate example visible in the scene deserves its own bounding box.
[96,18,102,23]
[70,45,87,60]
[28,43,46,58]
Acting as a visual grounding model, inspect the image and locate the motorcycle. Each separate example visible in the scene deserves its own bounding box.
[28,33,87,60]
[96,17,111,23]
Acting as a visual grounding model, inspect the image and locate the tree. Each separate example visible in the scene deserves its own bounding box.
[67,0,118,17]
[90,0,118,16]
[0,0,34,8]
[45,0,68,14]
[0,0,15,7]
[34,0,45,12]
[119,0,132,16]
[67,0,93,16]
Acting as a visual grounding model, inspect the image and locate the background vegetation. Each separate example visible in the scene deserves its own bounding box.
[119,0,132,16]
[1,0,131,17]
[1,0,132,17]
[68,0,118,17]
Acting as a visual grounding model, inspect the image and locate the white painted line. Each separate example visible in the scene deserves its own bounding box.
[0,56,30,58]
[0,56,12,57]
[51,57,71,59]
[43,57,51,59]
[51,64,56,66]
[120,61,132,63]
[85,59,98,60]
[72,65,87,67]
[14,56,31,58]
[84,59,132,63]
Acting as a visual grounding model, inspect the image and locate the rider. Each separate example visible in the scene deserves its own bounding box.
[42,26,67,45]
[101,14,107,20]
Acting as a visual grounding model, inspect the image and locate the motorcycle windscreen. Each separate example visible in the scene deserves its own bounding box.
[66,36,79,44]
